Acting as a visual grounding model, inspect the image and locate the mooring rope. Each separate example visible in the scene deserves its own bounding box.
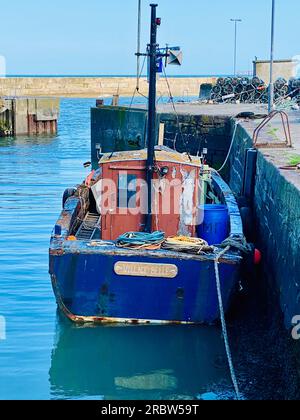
[217,121,238,173]
[214,246,241,400]
[220,234,252,254]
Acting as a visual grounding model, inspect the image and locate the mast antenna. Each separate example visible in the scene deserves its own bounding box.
[136,0,142,91]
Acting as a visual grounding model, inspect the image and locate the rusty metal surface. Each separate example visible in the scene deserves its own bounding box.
[51,274,198,326]
[253,110,292,149]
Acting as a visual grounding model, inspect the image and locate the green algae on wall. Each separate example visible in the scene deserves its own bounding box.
[91,106,148,168]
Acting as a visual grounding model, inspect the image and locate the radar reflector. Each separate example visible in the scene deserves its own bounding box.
[167,48,183,66]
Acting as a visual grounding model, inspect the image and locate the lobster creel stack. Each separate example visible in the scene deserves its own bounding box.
[209,76,300,105]
[288,77,300,104]
[210,76,268,104]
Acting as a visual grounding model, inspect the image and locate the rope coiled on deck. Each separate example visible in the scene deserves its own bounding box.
[116,231,165,250]
[162,236,214,254]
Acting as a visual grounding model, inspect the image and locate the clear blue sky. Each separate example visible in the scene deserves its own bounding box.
[1,0,299,75]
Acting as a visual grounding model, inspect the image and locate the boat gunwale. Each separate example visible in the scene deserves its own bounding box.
[49,241,241,264]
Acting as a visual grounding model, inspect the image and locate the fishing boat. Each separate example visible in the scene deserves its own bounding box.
[49,4,247,325]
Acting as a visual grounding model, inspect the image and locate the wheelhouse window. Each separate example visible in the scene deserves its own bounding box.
[118,174,137,209]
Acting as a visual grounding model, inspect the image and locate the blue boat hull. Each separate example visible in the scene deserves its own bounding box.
[50,248,240,324]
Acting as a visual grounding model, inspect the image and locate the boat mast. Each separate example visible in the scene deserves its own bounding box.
[136,0,142,91]
[145,3,159,233]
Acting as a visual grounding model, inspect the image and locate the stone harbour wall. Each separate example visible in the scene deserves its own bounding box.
[160,113,232,169]
[0,76,217,98]
[254,154,300,328]
[229,119,300,385]
[229,122,300,331]
[228,123,253,196]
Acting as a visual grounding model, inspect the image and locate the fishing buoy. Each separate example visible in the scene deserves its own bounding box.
[254,249,262,265]
[67,236,77,241]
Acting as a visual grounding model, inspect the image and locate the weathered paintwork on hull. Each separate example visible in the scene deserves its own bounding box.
[49,164,244,325]
[49,250,239,324]
[50,278,194,325]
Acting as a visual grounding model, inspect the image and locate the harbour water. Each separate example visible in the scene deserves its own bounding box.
[0,98,232,400]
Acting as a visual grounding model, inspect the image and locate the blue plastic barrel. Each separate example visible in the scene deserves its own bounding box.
[196,205,229,245]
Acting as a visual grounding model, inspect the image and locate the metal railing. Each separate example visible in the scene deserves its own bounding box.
[253,110,292,148]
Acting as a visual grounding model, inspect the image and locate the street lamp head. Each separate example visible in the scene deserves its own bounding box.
[230,18,242,22]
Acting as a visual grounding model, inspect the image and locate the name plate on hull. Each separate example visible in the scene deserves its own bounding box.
[114,262,178,278]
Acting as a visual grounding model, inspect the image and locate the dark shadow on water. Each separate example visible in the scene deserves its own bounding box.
[0,134,58,147]
[49,313,231,400]
[226,266,300,400]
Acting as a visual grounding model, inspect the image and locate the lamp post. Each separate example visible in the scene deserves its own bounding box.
[230,18,242,76]
[268,0,276,113]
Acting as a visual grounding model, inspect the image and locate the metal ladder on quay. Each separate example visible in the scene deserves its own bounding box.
[76,212,101,241]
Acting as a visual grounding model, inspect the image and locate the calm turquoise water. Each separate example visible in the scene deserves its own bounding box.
[0,98,231,400]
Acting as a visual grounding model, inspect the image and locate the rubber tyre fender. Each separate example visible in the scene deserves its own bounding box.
[62,188,77,209]
[240,206,254,242]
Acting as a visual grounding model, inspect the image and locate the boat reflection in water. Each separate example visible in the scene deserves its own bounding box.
[49,315,231,400]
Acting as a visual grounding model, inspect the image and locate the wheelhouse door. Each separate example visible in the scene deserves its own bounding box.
[101,163,146,241]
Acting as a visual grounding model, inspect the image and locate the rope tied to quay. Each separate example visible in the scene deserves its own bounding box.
[214,246,241,400]
[219,234,252,254]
